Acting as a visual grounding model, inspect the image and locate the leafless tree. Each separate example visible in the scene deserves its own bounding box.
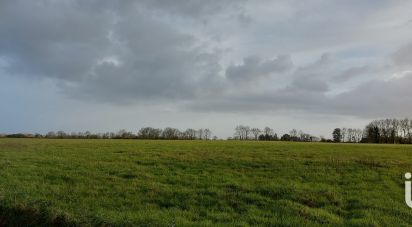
[234,125,251,140]
[400,118,409,141]
[244,126,251,140]
[162,128,180,140]
[263,127,273,136]
[197,129,204,140]
[348,128,355,142]
[390,119,399,144]
[251,128,261,140]
[204,128,211,140]
[234,125,242,140]
[139,127,162,139]
[182,128,196,140]
[290,129,298,138]
[354,129,363,142]
[341,128,348,142]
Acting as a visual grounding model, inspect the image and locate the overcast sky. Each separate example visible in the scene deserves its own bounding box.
[1,0,412,138]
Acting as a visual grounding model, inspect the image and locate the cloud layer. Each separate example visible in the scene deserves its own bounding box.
[1,0,412,136]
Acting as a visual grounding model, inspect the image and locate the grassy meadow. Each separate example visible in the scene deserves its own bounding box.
[0,138,412,226]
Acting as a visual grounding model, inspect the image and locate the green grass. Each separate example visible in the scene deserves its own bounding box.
[1,139,412,226]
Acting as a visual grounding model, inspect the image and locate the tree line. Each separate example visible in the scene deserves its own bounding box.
[332,128,363,143]
[231,125,320,142]
[231,118,412,144]
[332,118,412,144]
[363,118,412,144]
[3,118,412,144]
[1,127,214,140]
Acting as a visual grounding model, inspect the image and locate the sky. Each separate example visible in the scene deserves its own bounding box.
[1,0,412,138]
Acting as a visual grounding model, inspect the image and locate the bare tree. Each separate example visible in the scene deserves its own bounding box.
[400,118,409,142]
[355,129,363,142]
[244,126,251,140]
[298,130,304,140]
[408,119,412,143]
[251,128,261,140]
[290,129,298,138]
[234,125,251,140]
[341,128,347,142]
[383,119,392,143]
[197,129,204,140]
[348,128,354,142]
[102,132,111,139]
[182,128,196,140]
[390,119,399,144]
[162,128,180,140]
[46,131,56,138]
[263,127,273,136]
[204,128,211,140]
[139,127,162,139]
[57,131,67,138]
[234,125,242,140]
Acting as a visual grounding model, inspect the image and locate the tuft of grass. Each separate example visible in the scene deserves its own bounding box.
[0,139,412,226]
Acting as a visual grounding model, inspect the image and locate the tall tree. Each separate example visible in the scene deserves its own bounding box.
[332,128,342,142]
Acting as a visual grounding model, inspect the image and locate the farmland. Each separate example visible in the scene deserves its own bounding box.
[0,138,412,226]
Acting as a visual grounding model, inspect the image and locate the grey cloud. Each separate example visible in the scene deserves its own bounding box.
[282,53,338,88]
[139,0,244,19]
[296,53,335,74]
[187,73,412,118]
[187,53,333,113]
[187,49,412,119]
[332,72,412,117]
[237,13,253,27]
[332,66,369,83]
[64,50,223,104]
[0,1,113,80]
[185,84,329,113]
[0,0,225,103]
[287,78,329,92]
[225,55,293,83]
[392,42,412,66]
[1,0,412,124]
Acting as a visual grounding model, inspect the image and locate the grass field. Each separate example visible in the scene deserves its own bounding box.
[0,139,412,226]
